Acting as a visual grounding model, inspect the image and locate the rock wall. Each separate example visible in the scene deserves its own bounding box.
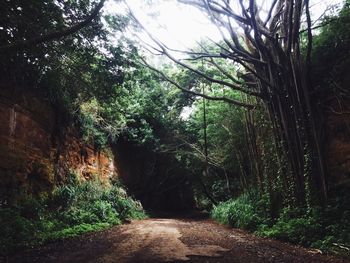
[325,97,350,188]
[0,90,115,201]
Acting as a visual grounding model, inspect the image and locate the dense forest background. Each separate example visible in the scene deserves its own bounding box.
[0,0,349,259]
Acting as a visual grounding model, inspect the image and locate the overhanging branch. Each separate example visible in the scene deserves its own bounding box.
[139,57,254,109]
[128,6,261,97]
[0,0,106,52]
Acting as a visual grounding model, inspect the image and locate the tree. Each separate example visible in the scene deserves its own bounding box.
[131,0,329,205]
[0,0,106,52]
[0,0,109,89]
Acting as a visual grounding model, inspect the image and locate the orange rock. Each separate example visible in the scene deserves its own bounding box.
[0,93,116,198]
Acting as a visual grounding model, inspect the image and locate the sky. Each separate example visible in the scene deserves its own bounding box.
[105,0,345,51]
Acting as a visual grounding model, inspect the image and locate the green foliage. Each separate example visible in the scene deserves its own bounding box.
[0,0,109,89]
[310,188,350,254]
[0,180,146,256]
[256,208,322,246]
[0,0,151,150]
[46,223,110,241]
[211,191,270,231]
[256,205,350,254]
[212,191,350,255]
[0,209,37,255]
[177,89,248,204]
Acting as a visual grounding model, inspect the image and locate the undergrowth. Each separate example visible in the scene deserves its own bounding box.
[0,179,146,256]
[211,190,350,257]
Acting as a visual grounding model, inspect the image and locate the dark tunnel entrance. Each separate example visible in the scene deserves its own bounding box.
[112,139,196,213]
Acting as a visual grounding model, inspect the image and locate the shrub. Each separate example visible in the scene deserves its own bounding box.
[256,205,349,252]
[0,179,146,256]
[256,213,322,246]
[50,185,77,209]
[213,193,350,255]
[211,191,348,255]
[46,223,111,241]
[211,190,269,231]
[0,209,36,255]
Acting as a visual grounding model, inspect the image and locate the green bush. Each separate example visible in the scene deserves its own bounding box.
[256,206,350,253]
[256,211,322,246]
[0,209,37,255]
[212,191,349,256]
[0,179,146,256]
[50,185,77,208]
[211,190,269,231]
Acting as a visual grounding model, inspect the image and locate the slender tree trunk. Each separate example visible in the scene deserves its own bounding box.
[201,84,218,205]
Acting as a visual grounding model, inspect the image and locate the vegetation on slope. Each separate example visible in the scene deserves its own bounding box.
[211,190,350,255]
[0,175,146,256]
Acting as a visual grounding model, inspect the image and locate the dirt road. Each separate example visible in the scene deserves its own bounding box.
[8,218,349,263]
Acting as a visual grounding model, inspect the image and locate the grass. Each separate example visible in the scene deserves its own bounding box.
[211,191,271,230]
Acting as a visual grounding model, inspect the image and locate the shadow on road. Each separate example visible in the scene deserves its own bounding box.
[148,209,210,220]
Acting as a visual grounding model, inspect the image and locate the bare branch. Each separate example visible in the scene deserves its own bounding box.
[128,8,261,97]
[299,17,342,34]
[264,0,279,26]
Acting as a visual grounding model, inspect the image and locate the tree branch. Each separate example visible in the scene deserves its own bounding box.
[0,0,106,52]
[128,8,261,97]
[139,57,254,109]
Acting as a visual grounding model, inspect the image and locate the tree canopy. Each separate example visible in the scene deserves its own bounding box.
[0,0,349,257]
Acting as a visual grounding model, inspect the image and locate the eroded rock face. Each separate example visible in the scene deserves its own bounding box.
[54,132,115,184]
[325,98,350,187]
[0,92,115,201]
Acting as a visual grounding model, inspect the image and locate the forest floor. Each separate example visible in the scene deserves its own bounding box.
[6,215,349,263]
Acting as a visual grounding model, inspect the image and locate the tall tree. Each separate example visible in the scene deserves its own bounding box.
[132,0,329,204]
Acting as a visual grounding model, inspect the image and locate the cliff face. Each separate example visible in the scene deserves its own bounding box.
[0,90,115,201]
[325,98,350,188]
